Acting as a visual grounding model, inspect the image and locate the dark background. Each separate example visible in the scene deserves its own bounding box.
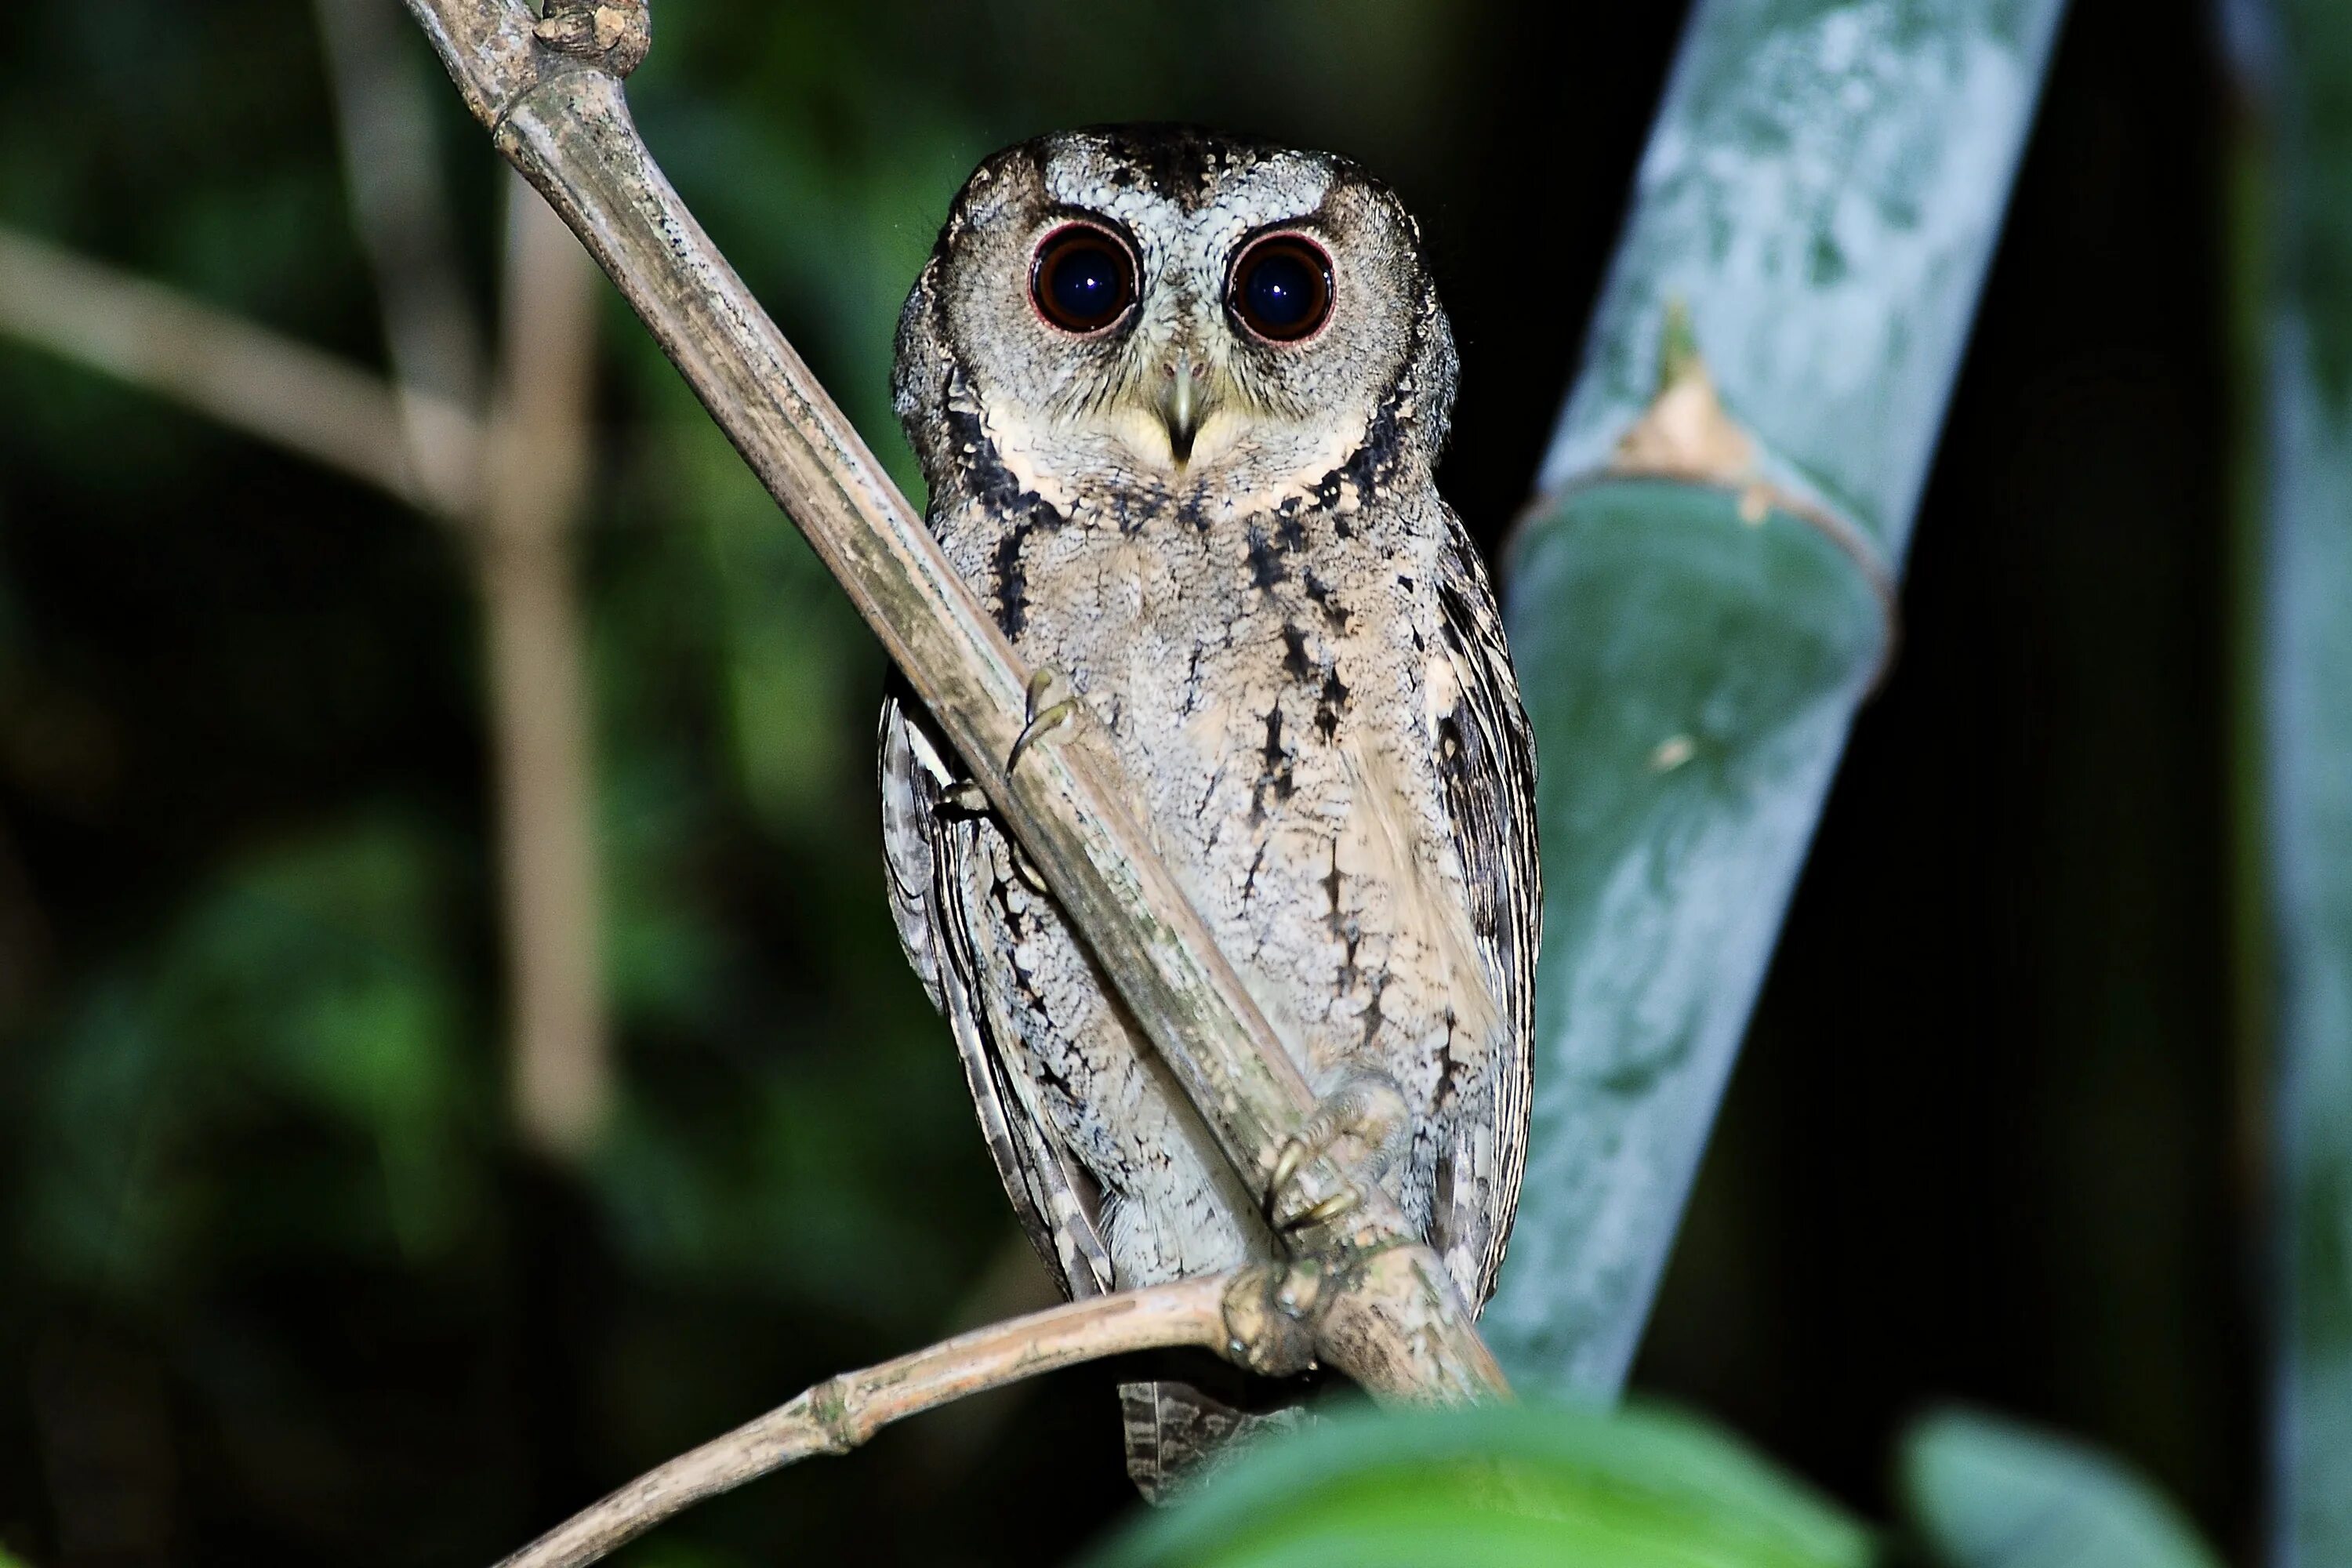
[0,0,2256,1563]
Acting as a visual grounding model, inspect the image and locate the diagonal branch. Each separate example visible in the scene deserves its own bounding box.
[494,1272,1245,1568]
[397,0,1505,1410]
[0,224,476,517]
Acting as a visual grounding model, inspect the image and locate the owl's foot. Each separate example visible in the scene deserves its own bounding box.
[1007,667,1078,777]
[1264,1072,1412,1235]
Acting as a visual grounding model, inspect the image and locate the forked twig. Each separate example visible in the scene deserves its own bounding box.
[494,1273,1244,1568]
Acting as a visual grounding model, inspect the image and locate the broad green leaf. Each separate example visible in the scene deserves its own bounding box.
[1088,1401,1872,1568]
[1898,1408,2223,1568]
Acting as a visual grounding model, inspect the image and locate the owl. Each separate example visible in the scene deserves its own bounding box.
[877,125,1537,1495]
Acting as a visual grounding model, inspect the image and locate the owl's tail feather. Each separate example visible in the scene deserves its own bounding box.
[1118,1367,1315,1504]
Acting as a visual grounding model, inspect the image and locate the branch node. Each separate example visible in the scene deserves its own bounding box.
[1221,1261,1324,1379]
[534,0,649,77]
[806,1376,858,1455]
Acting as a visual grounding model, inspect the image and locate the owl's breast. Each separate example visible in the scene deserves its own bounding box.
[935,485,1497,1181]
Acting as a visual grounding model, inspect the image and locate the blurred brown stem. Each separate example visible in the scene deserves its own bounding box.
[477,180,609,1156]
[493,1272,1243,1568]
[0,226,474,514]
[317,0,611,1158]
[314,0,489,514]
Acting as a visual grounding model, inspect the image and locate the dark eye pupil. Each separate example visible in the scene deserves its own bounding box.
[1036,231,1132,331]
[1050,246,1120,318]
[1231,238,1331,341]
[1243,252,1316,329]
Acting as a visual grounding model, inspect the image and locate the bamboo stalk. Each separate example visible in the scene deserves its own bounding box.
[1483,0,2071,1396]
[394,0,1501,1404]
[2233,3,2352,1561]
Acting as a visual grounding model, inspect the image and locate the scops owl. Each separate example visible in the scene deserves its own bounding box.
[877,125,1538,1495]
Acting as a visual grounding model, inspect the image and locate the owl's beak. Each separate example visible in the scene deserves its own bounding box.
[1156,350,1211,464]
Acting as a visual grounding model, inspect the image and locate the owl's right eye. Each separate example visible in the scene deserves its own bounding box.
[1031,223,1136,335]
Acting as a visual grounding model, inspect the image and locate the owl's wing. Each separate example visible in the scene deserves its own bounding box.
[878,683,1116,1301]
[1430,508,1541,1305]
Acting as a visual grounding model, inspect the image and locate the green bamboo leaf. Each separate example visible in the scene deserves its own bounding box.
[1486,0,2072,1399]
[1086,1402,1873,1568]
[1898,1409,2223,1568]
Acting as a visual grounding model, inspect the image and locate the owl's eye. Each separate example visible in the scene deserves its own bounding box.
[1031,223,1136,334]
[1228,234,1333,343]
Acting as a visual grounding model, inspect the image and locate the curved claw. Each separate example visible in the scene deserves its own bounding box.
[1261,1072,1408,1236]
[1007,669,1079,777]
[1007,700,1076,776]
[1267,1137,1309,1208]
[1276,1186,1361,1235]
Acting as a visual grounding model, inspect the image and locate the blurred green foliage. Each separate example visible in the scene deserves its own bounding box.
[1088,1401,2231,1568]
[1897,1410,2224,1568]
[1091,1403,1874,1568]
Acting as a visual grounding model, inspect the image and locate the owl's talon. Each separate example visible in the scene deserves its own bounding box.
[1007,669,1079,777]
[1010,839,1051,895]
[1007,700,1076,775]
[1276,1185,1361,1235]
[1262,1072,1410,1235]
[1268,1137,1309,1200]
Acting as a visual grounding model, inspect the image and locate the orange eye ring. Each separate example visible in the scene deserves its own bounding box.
[1228,233,1334,343]
[1031,222,1138,335]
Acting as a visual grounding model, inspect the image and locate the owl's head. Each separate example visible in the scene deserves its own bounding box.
[895,126,1456,520]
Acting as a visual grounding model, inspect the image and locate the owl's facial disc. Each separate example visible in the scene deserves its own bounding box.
[928,134,1438,510]
[1014,215,1359,479]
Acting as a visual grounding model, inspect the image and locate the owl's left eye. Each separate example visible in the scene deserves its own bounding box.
[1228,233,1334,343]
[1031,223,1137,335]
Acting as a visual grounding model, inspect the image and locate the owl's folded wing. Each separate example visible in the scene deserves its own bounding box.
[1431,507,1541,1305]
[877,685,1116,1300]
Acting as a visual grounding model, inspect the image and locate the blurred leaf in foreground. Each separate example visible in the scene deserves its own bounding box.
[1086,1400,1872,1568]
[1897,1407,2223,1568]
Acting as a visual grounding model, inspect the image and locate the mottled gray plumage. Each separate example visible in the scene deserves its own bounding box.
[877,125,1537,1495]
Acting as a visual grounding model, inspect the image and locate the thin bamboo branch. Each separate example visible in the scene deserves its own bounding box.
[493,1273,1241,1568]
[0,224,475,515]
[396,0,1503,1403]
[477,178,609,1156]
